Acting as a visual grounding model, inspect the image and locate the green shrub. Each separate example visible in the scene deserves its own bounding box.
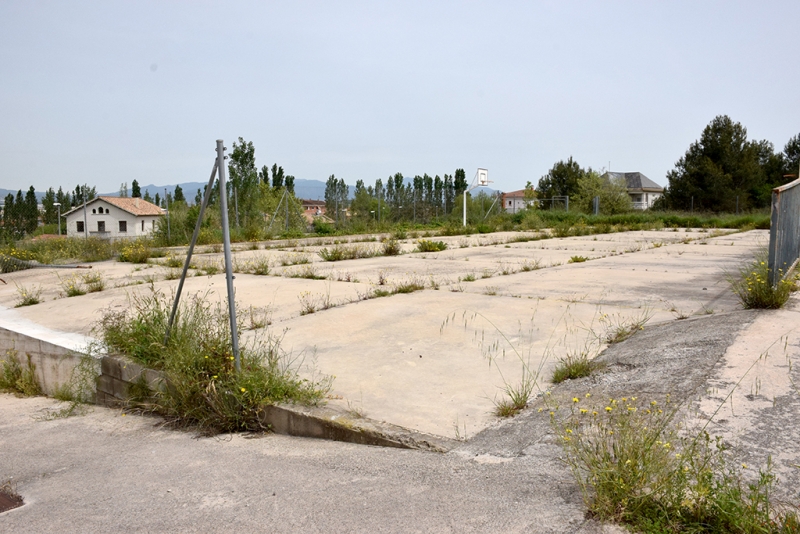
[97,290,331,433]
[118,238,152,263]
[553,395,799,532]
[14,284,41,307]
[729,250,795,309]
[416,239,447,252]
[382,238,401,256]
[0,351,42,396]
[551,351,604,383]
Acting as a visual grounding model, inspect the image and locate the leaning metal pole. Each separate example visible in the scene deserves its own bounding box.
[164,162,218,345]
[217,140,241,372]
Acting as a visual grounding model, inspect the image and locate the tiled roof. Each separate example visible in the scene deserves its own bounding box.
[502,189,533,198]
[604,172,663,191]
[63,196,164,217]
[100,196,164,216]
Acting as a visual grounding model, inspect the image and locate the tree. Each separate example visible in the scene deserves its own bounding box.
[144,190,153,203]
[173,184,185,204]
[154,192,161,207]
[454,169,467,197]
[119,183,128,197]
[271,164,285,190]
[784,134,800,178]
[23,187,38,234]
[41,187,57,225]
[663,116,769,211]
[132,180,141,198]
[537,157,585,200]
[573,171,631,214]
[444,174,454,214]
[285,175,295,196]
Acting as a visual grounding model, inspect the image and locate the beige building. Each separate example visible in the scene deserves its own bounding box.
[63,196,164,239]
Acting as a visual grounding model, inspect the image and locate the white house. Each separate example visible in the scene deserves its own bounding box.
[63,196,164,239]
[501,189,535,213]
[602,172,664,210]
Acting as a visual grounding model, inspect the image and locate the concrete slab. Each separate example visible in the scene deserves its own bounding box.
[0,229,768,441]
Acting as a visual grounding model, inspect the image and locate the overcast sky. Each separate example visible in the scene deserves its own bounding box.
[1,1,798,195]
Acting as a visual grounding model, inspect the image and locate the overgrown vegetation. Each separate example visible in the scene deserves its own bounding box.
[552,394,799,532]
[551,350,605,383]
[97,289,331,433]
[14,283,41,307]
[0,350,42,396]
[416,239,448,252]
[729,250,796,309]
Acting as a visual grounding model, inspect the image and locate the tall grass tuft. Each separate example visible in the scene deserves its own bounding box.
[553,395,799,532]
[97,289,331,433]
[729,249,795,309]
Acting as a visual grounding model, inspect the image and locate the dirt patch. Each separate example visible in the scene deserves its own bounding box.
[0,482,23,513]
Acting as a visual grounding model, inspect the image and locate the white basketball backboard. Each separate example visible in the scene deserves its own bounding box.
[477,168,488,186]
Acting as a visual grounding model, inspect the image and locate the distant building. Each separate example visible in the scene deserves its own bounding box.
[501,189,535,213]
[62,196,163,239]
[300,199,327,224]
[603,172,664,210]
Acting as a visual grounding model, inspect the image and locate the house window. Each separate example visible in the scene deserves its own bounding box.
[119,221,127,233]
[92,209,96,214]
[106,208,110,214]
[141,220,145,231]
[97,221,105,232]
[76,221,84,233]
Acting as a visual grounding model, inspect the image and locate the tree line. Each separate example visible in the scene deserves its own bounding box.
[536,116,799,213]
[324,169,471,224]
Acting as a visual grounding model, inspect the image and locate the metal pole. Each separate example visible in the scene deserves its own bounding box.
[462,190,467,227]
[216,140,240,372]
[165,162,218,345]
[285,192,289,232]
[234,186,239,228]
[82,185,88,239]
[55,203,61,236]
[164,187,170,243]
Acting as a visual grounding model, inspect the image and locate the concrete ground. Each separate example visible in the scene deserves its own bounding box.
[0,228,760,438]
[2,228,800,530]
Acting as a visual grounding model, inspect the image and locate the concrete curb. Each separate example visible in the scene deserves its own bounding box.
[97,354,456,452]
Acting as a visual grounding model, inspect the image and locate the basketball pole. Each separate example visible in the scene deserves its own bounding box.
[463,168,489,227]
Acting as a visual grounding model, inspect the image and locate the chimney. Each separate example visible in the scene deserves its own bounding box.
[135,198,140,208]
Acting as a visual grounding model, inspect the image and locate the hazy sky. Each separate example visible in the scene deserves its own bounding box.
[2,1,798,195]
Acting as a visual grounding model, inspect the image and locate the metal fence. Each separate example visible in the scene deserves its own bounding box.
[768,176,800,285]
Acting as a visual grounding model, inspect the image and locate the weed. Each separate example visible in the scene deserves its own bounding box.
[118,238,152,263]
[568,255,589,263]
[237,255,271,276]
[552,395,799,532]
[59,274,86,297]
[600,308,652,344]
[279,253,310,266]
[729,249,795,309]
[82,271,105,292]
[382,238,402,256]
[393,278,426,294]
[416,239,448,252]
[520,259,542,272]
[318,244,377,261]
[372,288,392,298]
[483,286,499,296]
[97,289,331,433]
[461,273,476,282]
[0,350,42,396]
[164,268,181,281]
[288,264,327,280]
[14,283,42,307]
[551,350,605,383]
[298,289,336,315]
[198,260,221,276]
[481,269,494,279]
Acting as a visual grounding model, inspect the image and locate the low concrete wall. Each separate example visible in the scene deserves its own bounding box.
[96,355,164,407]
[0,319,454,451]
[0,326,97,397]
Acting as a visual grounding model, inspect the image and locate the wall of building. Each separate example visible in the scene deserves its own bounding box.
[65,201,161,239]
